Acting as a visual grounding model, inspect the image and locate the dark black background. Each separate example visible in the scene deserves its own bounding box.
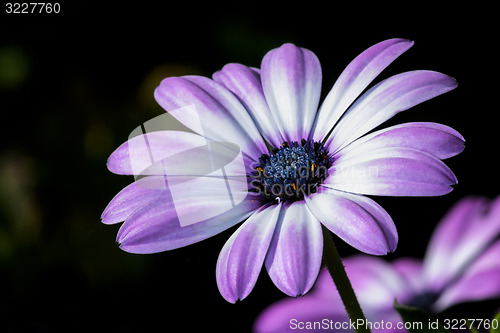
[0,2,498,332]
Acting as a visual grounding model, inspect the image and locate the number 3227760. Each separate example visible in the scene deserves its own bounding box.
[6,3,60,14]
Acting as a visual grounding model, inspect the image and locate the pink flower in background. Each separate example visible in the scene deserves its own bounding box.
[254,196,500,332]
[102,39,463,302]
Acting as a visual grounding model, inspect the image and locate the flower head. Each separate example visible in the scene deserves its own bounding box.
[254,196,500,332]
[102,39,463,302]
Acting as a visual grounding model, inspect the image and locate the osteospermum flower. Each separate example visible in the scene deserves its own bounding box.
[254,196,500,333]
[102,39,464,302]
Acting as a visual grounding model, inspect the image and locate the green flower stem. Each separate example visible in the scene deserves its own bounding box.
[322,224,372,333]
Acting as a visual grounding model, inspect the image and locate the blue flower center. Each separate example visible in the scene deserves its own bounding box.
[405,291,439,312]
[252,139,332,202]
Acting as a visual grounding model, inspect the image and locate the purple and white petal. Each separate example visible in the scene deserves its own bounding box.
[154,76,266,160]
[312,38,414,142]
[305,188,397,255]
[136,142,250,187]
[254,295,344,333]
[265,201,323,297]
[261,43,322,142]
[325,147,457,197]
[391,258,425,296]
[107,130,207,175]
[423,196,500,292]
[101,177,166,224]
[343,257,411,332]
[117,182,263,253]
[255,260,409,333]
[343,256,408,309]
[213,64,283,147]
[216,203,282,303]
[327,70,458,154]
[338,122,464,160]
[433,240,500,311]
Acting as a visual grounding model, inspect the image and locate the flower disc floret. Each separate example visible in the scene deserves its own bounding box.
[253,139,332,202]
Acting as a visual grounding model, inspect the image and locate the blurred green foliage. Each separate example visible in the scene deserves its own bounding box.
[0,45,30,91]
